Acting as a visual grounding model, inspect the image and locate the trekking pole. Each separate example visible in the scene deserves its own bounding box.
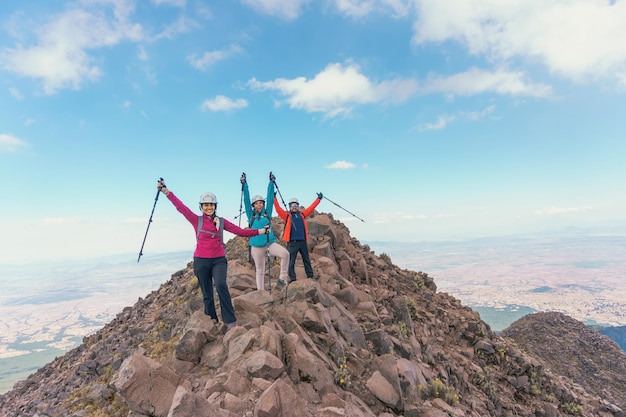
[272,174,288,210]
[137,177,165,262]
[266,225,272,292]
[237,172,245,226]
[321,194,365,223]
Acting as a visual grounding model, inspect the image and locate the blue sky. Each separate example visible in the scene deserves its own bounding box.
[2,0,626,264]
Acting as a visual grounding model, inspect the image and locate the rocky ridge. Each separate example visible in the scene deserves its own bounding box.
[0,211,624,416]
[502,311,626,412]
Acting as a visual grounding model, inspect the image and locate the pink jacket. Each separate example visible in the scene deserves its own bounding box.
[167,192,259,259]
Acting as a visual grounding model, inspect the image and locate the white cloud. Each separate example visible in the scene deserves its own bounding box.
[152,0,186,7]
[40,217,80,225]
[0,3,144,94]
[125,217,153,224]
[422,68,552,97]
[188,45,243,71]
[0,134,28,152]
[9,87,23,100]
[325,160,357,169]
[151,15,196,41]
[334,0,412,18]
[417,115,455,132]
[137,45,149,61]
[462,104,496,121]
[412,0,626,83]
[534,206,590,215]
[248,63,539,118]
[371,212,429,224]
[248,62,416,118]
[201,95,248,112]
[241,0,310,20]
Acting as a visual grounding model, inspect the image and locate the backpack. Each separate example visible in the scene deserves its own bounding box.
[248,210,270,228]
[196,215,225,248]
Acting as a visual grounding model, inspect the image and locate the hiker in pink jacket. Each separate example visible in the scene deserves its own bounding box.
[158,181,269,331]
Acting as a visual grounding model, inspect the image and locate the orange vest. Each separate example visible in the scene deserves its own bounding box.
[273,197,321,242]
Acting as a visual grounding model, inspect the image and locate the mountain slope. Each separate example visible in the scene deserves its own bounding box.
[502,311,626,412]
[0,212,623,416]
[597,325,626,352]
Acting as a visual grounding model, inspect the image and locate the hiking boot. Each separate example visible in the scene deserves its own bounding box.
[276,279,287,288]
[226,322,238,332]
[308,275,319,280]
[288,278,296,283]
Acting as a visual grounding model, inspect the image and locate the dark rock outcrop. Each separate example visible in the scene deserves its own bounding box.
[0,212,624,416]
[502,311,626,413]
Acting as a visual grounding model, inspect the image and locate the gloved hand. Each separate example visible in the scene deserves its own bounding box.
[158,179,169,194]
[317,192,323,199]
[240,172,246,184]
[269,171,276,183]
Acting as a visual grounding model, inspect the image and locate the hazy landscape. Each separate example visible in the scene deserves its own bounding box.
[0,251,191,393]
[370,228,626,328]
[1,228,625,394]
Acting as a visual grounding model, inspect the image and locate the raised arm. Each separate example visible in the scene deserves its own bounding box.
[242,177,253,222]
[266,172,276,217]
[302,193,322,217]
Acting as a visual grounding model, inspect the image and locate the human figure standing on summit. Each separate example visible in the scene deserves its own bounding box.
[274,187,322,282]
[242,172,290,290]
[157,180,269,332]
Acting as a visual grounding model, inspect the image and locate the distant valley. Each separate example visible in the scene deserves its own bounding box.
[0,251,191,393]
[369,230,626,329]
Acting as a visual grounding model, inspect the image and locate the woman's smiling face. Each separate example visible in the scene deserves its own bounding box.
[253,200,265,212]
[201,203,216,216]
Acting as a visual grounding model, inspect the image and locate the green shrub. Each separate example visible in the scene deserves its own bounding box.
[560,402,583,415]
[380,252,392,266]
[418,378,459,406]
[334,355,352,389]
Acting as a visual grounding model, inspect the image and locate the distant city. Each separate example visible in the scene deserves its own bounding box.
[1,228,625,393]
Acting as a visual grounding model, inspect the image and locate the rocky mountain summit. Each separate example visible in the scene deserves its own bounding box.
[1,211,624,416]
[502,311,626,412]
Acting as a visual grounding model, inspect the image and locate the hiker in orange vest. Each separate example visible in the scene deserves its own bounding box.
[273,191,322,282]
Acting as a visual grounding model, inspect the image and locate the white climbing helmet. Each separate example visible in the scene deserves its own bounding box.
[251,195,265,205]
[289,198,299,206]
[199,192,218,204]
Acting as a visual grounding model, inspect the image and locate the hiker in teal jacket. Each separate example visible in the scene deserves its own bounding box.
[242,172,290,290]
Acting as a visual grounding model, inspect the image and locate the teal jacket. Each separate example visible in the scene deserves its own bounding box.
[243,181,277,247]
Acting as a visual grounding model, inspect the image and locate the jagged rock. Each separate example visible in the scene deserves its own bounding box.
[366,370,400,408]
[113,350,183,417]
[174,310,217,363]
[255,378,306,417]
[168,385,231,417]
[1,212,624,417]
[244,350,285,380]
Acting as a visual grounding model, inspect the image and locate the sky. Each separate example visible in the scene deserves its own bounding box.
[1,0,626,264]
